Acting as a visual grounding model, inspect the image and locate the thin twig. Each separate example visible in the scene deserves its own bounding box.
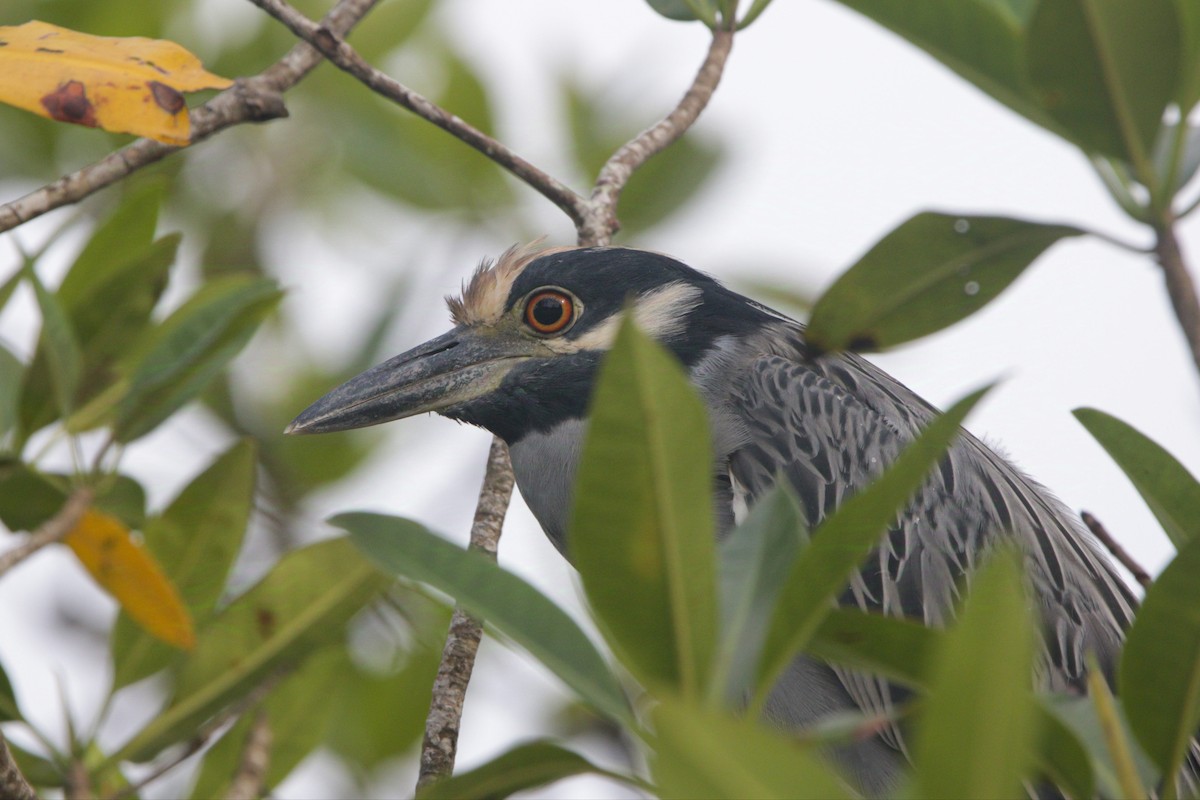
[0,729,37,800]
[0,488,93,577]
[224,711,272,800]
[0,0,381,234]
[1152,217,1200,380]
[416,436,514,788]
[106,671,284,800]
[580,27,735,246]
[245,0,588,228]
[66,758,93,800]
[1081,511,1153,589]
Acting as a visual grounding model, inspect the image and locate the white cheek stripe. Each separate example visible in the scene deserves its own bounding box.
[550,281,703,353]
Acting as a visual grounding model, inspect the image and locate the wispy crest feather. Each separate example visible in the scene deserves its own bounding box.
[446,241,571,325]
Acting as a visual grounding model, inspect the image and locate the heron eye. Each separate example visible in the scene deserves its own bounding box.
[524,290,574,334]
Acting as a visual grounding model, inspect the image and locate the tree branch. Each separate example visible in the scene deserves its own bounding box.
[580,27,735,246]
[224,711,271,800]
[245,0,588,228]
[0,729,37,800]
[1081,511,1153,590]
[1152,217,1200,380]
[0,0,381,235]
[416,436,514,789]
[0,488,93,578]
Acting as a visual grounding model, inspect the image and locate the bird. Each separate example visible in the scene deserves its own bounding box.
[288,242,1144,794]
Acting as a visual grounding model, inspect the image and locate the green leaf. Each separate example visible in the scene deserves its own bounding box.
[0,269,21,314]
[1035,701,1097,800]
[1074,408,1200,549]
[912,549,1039,800]
[112,537,388,764]
[0,343,23,443]
[24,266,81,418]
[808,609,1092,797]
[114,275,281,442]
[570,316,717,698]
[188,647,343,800]
[67,181,163,280]
[831,0,1069,139]
[713,485,808,704]
[1154,121,1200,196]
[752,385,991,706]
[339,512,631,725]
[18,185,173,438]
[645,0,708,22]
[112,440,258,689]
[1120,534,1200,794]
[0,656,18,722]
[807,608,937,689]
[1025,0,1180,165]
[651,697,855,799]
[418,741,633,800]
[1049,693,1159,798]
[1176,0,1200,111]
[807,213,1082,354]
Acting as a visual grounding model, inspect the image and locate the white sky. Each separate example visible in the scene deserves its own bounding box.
[3,1,1199,798]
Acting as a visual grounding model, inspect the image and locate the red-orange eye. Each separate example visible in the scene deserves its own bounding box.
[524,290,575,334]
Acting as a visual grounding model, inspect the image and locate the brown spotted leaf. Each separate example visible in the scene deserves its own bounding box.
[64,508,195,649]
[0,21,231,145]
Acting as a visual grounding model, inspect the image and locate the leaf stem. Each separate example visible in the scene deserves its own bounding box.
[1087,660,1148,800]
[1151,214,1200,380]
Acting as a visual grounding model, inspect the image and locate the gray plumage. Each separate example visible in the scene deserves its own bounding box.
[289,244,1186,794]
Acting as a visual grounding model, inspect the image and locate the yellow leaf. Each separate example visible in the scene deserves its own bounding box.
[0,21,232,145]
[65,508,196,649]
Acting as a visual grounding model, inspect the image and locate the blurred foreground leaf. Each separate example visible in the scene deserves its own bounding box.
[339,512,631,725]
[714,485,807,704]
[651,698,854,799]
[912,549,1038,799]
[571,316,717,699]
[1120,534,1200,795]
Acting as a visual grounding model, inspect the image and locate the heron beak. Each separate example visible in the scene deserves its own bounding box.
[285,327,536,435]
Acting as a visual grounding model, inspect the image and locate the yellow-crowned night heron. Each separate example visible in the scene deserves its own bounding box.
[288,244,1146,792]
